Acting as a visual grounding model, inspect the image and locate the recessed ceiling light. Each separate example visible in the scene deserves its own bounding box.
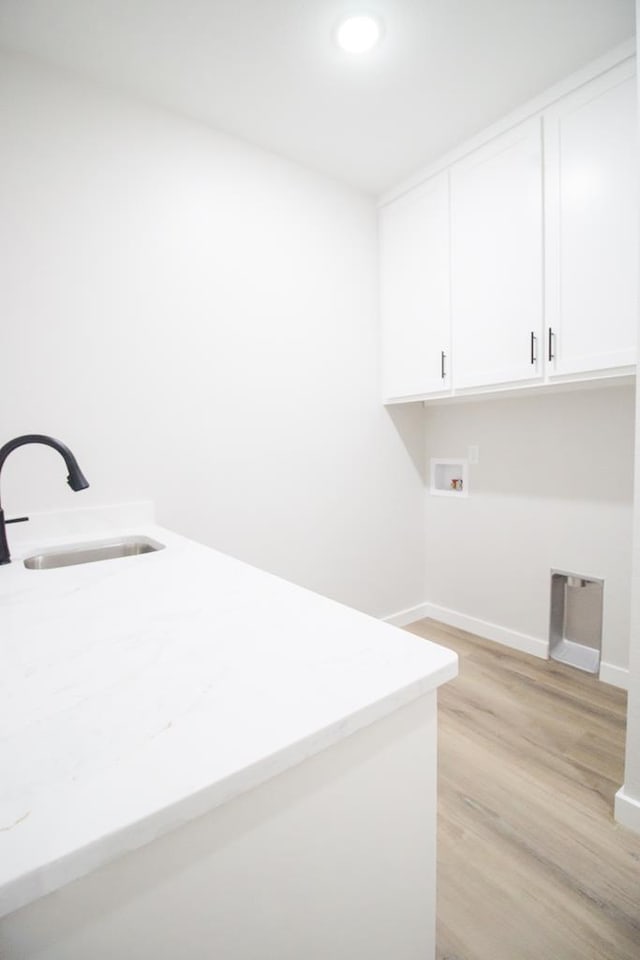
[335,14,383,54]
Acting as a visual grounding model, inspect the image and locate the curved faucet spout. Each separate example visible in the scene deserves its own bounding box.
[0,434,90,565]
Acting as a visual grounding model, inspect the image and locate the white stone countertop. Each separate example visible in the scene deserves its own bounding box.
[0,503,457,919]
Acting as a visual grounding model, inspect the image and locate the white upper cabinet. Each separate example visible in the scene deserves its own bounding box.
[379,172,451,401]
[544,60,638,378]
[378,48,637,404]
[450,118,544,390]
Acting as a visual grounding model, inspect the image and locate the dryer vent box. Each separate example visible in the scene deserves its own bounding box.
[549,570,603,674]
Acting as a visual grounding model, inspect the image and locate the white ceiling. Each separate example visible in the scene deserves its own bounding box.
[0,0,635,194]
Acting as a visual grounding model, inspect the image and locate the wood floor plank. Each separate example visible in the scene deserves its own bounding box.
[405,619,640,960]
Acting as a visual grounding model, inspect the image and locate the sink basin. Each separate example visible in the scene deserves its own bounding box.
[24,536,165,570]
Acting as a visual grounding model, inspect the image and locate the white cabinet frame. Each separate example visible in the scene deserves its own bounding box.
[378,42,637,406]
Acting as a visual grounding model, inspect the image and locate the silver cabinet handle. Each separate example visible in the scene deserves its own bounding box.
[530,331,537,365]
[548,327,555,361]
[441,351,446,379]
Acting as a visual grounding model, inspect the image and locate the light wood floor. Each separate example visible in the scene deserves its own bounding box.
[406,619,640,960]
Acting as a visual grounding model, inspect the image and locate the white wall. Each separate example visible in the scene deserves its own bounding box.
[616,0,640,834]
[423,384,635,674]
[0,51,426,619]
[617,369,640,828]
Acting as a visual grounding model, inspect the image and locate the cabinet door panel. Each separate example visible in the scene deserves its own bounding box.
[450,118,543,389]
[545,61,638,376]
[380,173,451,400]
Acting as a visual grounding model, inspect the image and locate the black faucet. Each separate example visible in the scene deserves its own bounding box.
[0,434,89,565]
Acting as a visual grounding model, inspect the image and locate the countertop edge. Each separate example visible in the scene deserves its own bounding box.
[1,658,457,920]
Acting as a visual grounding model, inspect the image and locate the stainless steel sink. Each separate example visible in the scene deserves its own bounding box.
[24,536,165,570]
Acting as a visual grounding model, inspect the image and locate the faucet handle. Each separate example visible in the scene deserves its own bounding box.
[5,516,29,524]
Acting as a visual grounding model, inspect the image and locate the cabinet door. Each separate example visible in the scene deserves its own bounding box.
[379,172,451,401]
[544,60,638,377]
[450,118,543,389]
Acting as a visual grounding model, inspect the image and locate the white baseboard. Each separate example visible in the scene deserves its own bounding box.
[599,661,630,691]
[615,787,640,835]
[420,602,549,659]
[383,601,630,688]
[383,603,431,628]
